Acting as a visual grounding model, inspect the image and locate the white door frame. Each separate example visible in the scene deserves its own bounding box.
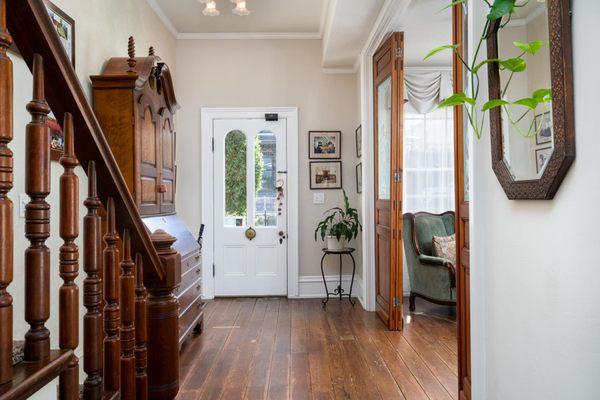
[201,107,299,299]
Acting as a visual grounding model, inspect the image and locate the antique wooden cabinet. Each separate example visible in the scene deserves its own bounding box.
[91,44,203,346]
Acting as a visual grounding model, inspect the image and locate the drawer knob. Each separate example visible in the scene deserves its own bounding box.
[196,268,201,274]
[195,255,200,261]
[196,284,201,291]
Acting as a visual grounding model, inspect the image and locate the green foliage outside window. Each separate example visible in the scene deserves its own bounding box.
[225,130,264,217]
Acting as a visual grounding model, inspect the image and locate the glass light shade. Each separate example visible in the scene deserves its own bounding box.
[202,1,220,16]
[232,1,250,16]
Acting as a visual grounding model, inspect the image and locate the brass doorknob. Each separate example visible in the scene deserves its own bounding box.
[245,227,256,240]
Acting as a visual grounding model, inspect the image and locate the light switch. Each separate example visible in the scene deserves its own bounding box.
[19,194,28,218]
[313,192,325,204]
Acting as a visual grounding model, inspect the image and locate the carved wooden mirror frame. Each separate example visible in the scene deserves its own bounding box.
[487,0,574,200]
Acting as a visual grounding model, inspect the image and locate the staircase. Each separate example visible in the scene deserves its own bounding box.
[0,0,182,399]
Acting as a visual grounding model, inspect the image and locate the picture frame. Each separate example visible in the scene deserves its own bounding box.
[48,116,64,162]
[356,163,362,194]
[534,111,552,145]
[535,146,553,174]
[309,161,342,190]
[309,131,341,159]
[355,125,362,158]
[44,0,75,67]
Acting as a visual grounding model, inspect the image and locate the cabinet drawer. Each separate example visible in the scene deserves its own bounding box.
[179,298,203,338]
[174,265,202,297]
[181,252,201,274]
[178,278,202,315]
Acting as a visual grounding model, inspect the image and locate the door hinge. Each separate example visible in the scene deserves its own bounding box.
[212,263,215,277]
[393,297,401,307]
[394,171,402,183]
[395,48,403,59]
[211,137,215,152]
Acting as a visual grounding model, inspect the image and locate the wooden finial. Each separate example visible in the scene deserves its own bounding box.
[27,54,50,118]
[135,253,143,285]
[127,36,136,72]
[86,160,97,199]
[60,113,77,167]
[107,197,116,235]
[148,46,155,57]
[122,229,131,261]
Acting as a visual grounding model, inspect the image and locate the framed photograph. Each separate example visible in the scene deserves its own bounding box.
[356,163,362,194]
[309,161,342,190]
[535,146,553,174]
[48,116,64,162]
[355,125,362,158]
[45,0,75,67]
[309,131,341,159]
[534,111,552,145]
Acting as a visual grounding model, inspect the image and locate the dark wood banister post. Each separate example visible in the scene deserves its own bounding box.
[147,229,181,400]
[24,53,51,362]
[0,0,13,384]
[58,112,79,398]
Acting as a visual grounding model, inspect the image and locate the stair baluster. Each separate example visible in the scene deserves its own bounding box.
[0,0,14,385]
[135,254,148,400]
[58,113,79,399]
[83,161,103,400]
[103,198,120,392]
[24,53,51,362]
[120,230,136,400]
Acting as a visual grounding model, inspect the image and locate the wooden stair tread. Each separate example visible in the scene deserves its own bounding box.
[102,391,119,400]
[0,349,73,400]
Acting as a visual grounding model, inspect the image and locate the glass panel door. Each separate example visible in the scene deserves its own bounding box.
[377,76,392,200]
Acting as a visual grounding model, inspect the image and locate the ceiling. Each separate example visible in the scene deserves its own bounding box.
[147,0,386,71]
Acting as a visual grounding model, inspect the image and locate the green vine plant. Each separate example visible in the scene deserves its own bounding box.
[314,190,362,243]
[425,0,552,139]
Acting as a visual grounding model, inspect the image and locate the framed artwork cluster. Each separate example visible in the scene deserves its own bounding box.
[534,111,553,174]
[309,131,342,189]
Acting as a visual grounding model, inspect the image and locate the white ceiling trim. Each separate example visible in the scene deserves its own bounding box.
[146,0,178,37]
[177,32,322,40]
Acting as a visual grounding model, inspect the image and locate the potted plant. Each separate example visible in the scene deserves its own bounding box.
[314,190,362,251]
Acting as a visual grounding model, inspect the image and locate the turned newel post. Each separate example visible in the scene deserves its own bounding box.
[58,113,79,399]
[120,230,136,400]
[0,0,13,385]
[147,229,181,400]
[24,53,51,362]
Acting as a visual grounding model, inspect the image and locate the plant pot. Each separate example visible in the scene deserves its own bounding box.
[326,236,346,251]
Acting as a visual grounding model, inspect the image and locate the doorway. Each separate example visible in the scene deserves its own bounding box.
[200,108,299,299]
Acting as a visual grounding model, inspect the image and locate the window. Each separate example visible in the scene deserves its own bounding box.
[255,131,277,227]
[403,105,455,213]
[224,130,247,226]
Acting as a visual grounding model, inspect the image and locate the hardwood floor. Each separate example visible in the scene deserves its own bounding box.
[177,297,457,400]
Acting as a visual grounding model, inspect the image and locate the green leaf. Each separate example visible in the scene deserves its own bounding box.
[487,0,516,21]
[513,97,539,109]
[499,57,526,72]
[437,0,465,13]
[514,40,544,55]
[532,88,552,103]
[482,99,509,111]
[424,44,459,61]
[473,58,499,73]
[439,92,475,108]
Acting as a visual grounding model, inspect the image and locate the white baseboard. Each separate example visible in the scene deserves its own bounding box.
[294,274,363,302]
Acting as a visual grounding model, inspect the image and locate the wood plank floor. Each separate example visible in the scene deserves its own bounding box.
[177,297,457,400]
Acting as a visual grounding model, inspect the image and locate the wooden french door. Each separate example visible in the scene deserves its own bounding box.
[373,32,404,331]
[453,4,471,399]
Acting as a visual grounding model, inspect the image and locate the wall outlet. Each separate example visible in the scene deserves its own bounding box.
[313,192,325,204]
[19,194,28,218]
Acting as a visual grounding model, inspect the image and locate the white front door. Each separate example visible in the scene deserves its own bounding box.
[213,118,288,296]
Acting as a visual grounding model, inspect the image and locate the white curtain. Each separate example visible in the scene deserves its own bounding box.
[404,70,453,115]
[402,70,455,214]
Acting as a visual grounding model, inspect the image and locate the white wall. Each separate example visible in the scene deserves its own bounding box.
[175,39,362,279]
[7,0,176,397]
[470,1,600,399]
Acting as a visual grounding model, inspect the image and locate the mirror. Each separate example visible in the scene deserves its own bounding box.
[498,2,552,181]
[487,0,574,199]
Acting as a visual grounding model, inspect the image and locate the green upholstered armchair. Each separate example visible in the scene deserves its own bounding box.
[402,211,456,311]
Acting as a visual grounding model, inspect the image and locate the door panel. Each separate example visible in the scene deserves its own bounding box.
[161,116,176,214]
[139,106,160,214]
[374,32,404,330]
[214,118,288,296]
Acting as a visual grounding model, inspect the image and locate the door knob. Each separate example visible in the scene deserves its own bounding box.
[278,231,287,244]
[245,227,256,240]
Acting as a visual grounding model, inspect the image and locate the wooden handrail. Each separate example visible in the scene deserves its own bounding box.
[6,0,165,281]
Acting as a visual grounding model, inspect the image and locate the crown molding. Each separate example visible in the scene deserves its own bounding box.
[176,32,322,40]
[146,0,178,37]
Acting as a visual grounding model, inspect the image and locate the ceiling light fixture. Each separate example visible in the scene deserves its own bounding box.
[231,0,250,16]
[199,0,220,16]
